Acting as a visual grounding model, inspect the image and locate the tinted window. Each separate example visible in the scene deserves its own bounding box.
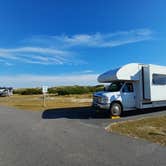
[153,74,166,85]
[123,83,134,93]
[107,82,124,92]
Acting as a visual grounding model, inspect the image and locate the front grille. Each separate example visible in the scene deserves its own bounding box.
[93,96,98,103]
[93,96,102,103]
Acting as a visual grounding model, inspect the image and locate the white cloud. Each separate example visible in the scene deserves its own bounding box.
[63,29,153,47]
[0,74,99,88]
[81,70,94,73]
[29,28,153,48]
[0,28,153,66]
[0,47,66,55]
[0,47,73,65]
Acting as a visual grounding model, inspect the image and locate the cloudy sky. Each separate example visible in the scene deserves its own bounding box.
[0,0,166,87]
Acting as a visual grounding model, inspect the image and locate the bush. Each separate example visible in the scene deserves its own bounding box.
[14,88,42,95]
[14,85,104,95]
[48,85,104,95]
[55,86,89,95]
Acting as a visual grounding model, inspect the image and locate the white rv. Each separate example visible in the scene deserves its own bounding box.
[92,63,166,116]
[0,87,13,97]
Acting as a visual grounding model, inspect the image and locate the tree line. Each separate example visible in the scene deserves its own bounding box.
[13,85,104,95]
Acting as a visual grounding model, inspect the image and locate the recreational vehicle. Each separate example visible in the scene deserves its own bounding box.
[0,87,13,97]
[92,63,166,116]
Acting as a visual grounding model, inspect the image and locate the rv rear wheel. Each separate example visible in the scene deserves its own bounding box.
[110,102,122,116]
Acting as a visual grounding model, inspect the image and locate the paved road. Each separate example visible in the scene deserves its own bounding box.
[0,106,165,166]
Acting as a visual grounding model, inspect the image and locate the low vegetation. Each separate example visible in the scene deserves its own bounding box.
[14,88,42,95]
[106,116,166,146]
[13,85,104,95]
[1,85,104,111]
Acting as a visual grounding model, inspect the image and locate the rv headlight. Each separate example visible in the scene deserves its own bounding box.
[101,96,108,103]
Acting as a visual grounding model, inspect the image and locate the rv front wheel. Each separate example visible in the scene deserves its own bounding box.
[110,102,122,116]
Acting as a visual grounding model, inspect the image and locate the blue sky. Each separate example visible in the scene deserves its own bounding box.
[0,0,166,87]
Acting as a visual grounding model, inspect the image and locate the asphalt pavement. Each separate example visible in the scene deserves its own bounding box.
[0,106,165,166]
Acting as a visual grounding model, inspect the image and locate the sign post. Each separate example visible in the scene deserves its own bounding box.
[42,86,48,107]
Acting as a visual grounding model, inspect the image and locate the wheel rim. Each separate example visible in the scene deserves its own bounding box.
[111,104,121,116]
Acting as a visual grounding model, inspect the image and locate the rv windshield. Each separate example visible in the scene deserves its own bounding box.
[107,82,124,92]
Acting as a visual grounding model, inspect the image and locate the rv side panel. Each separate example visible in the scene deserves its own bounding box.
[149,65,166,101]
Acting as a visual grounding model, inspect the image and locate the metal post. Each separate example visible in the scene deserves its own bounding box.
[43,93,46,107]
[42,86,48,108]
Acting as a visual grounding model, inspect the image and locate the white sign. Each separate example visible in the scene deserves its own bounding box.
[42,86,48,93]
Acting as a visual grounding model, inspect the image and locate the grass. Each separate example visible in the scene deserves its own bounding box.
[106,116,166,146]
[0,94,92,111]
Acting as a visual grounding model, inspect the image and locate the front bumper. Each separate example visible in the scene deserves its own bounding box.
[92,102,110,110]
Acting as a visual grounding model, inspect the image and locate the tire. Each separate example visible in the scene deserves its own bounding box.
[110,102,122,116]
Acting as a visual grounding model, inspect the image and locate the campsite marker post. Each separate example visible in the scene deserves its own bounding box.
[42,86,48,107]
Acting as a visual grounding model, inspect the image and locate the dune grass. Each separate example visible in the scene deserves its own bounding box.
[0,94,92,111]
[106,116,166,146]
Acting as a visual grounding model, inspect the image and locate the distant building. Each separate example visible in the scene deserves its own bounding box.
[0,87,13,97]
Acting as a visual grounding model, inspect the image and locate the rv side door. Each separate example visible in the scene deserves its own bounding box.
[121,82,136,109]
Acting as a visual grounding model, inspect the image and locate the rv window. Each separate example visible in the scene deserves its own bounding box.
[153,74,166,85]
[122,83,134,93]
[107,82,124,92]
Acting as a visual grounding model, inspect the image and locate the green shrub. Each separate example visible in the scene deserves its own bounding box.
[49,85,104,95]
[14,85,104,95]
[14,88,42,95]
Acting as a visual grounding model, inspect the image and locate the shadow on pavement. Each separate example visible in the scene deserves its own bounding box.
[42,107,110,119]
[42,106,166,119]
